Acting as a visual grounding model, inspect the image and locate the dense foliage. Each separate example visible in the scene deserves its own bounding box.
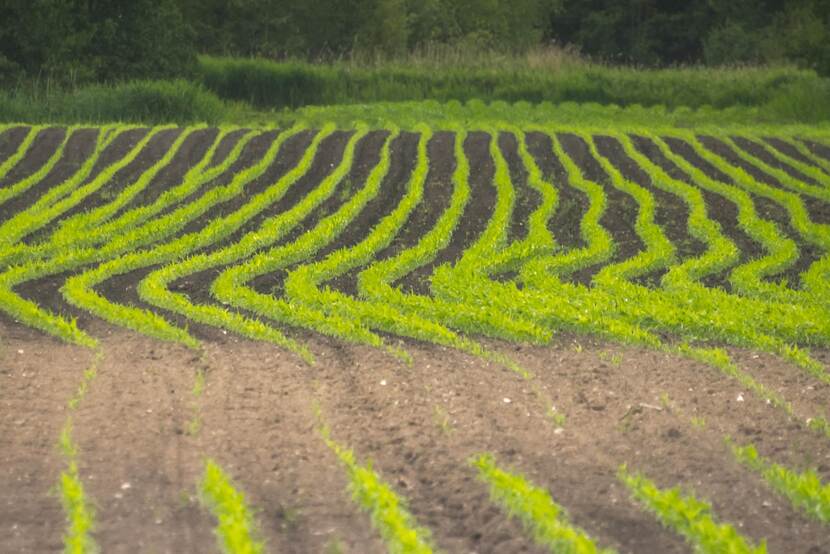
[1,0,829,85]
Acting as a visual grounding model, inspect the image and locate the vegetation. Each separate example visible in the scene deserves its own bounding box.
[199,460,266,554]
[472,454,614,553]
[731,442,830,524]
[618,466,767,554]
[319,423,436,554]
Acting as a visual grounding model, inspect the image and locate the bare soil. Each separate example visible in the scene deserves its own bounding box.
[1,321,829,553]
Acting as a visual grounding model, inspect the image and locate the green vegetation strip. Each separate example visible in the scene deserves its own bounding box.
[200,460,265,554]
[472,454,613,554]
[320,424,435,554]
[619,466,766,554]
[731,442,830,524]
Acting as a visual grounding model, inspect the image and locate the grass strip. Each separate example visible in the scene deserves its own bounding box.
[730,442,830,524]
[471,454,614,554]
[618,465,767,554]
[199,460,266,554]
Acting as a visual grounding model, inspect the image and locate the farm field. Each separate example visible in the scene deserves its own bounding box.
[1,119,829,553]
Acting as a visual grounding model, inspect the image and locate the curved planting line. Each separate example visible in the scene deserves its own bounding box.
[136,124,354,362]
[199,460,266,554]
[680,133,830,307]
[351,128,548,361]
[0,125,160,258]
[731,442,830,524]
[0,129,257,347]
[50,127,203,241]
[616,133,741,288]
[5,128,257,268]
[61,125,324,349]
[582,131,676,286]
[618,466,767,554]
[320,425,436,554]
[0,126,74,209]
[0,125,41,180]
[472,454,615,554]
[729,136,830,202]
[788,138,830,177]
[0,127,302,347]
[281,126,549,366]
[212,128,412,358]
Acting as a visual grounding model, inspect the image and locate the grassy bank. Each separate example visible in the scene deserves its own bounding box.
[2,53,830,126]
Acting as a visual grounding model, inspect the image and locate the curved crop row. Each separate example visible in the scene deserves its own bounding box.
[136,124,349,362]
[61,125,325,349]
[0,127,304,347]
[0,126,74,209]
[679,133,830,306]
[0,125,42,182]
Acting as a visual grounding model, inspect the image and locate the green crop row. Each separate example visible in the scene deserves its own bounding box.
[680,133,829,306]
[199,460,266,554]
[0,127,298,347]
[731,442,830,524]
[0,126,74,210]
[319,424,435,554]
[58,420,98,554]
[213,127,415,359]
[0,125,42,183]
[472,454,614,554]
[136,123,345,362]
[618,466,767,554]
[729,136,830,203]
[61,125,322,349]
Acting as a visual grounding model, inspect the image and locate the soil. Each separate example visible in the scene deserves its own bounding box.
[801,139,830,163]
[762,137,829,174]
[2,321,829,554]
[3,127,830,554]
[595,135,707,288]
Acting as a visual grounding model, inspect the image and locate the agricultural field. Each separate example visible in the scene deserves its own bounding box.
[1,114,829,553]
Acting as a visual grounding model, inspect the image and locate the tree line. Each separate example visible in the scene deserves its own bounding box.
[1,0,829,84]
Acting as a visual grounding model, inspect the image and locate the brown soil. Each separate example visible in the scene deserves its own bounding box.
[801,139,830,163]
[2,320,828,554]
